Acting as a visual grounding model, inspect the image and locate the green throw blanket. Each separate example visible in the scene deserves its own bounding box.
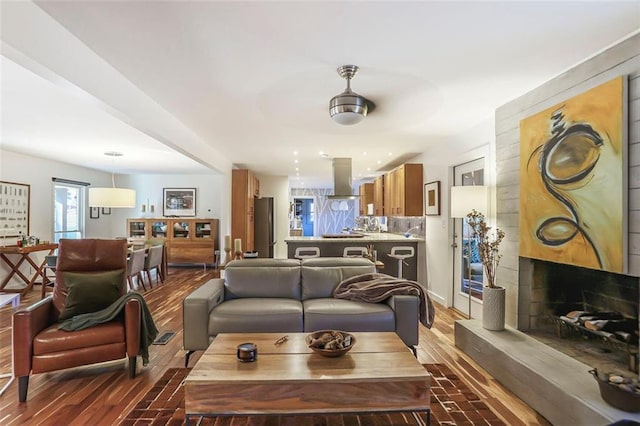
[58,292,158,366]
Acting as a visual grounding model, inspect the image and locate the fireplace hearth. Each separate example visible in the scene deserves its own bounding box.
[518,257,639,374]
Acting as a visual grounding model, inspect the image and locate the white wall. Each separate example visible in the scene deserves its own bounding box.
[119,173,227,239]
[412,119,495,308]
[1,149,118,241]
[255,174,290,259]
[0,148,229,287]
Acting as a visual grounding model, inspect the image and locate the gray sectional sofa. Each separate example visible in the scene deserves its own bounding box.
[183,257,420,365]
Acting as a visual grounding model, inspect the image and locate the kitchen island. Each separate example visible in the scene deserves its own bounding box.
[285,232,425,283]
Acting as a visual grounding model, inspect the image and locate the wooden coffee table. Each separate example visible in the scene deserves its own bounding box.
[185,332,430,424]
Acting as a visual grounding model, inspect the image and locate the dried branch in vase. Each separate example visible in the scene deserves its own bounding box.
[466,209,505,288]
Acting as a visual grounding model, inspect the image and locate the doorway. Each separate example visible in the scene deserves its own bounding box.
[452,158,485,318]
[294,198,314,237]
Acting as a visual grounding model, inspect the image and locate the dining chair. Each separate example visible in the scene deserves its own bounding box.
[40,255,57,299]
[143,244,164,287]
[126,248,146,291]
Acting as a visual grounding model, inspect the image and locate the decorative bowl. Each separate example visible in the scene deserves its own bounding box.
[589,368,640,412]
[305,330,355,357]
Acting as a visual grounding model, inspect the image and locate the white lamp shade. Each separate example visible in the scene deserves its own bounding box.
[450,186,488,218]
[89,187,136,208]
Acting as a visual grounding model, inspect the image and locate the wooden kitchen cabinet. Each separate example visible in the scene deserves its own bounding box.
[126,218,219,265]
[373,175,385,216]
[358,183,374,215]
[383,163,423,216]
[232,169,260,252]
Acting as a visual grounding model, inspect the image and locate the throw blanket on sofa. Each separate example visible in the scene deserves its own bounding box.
[333,273,435,328]
[58,292,158,365]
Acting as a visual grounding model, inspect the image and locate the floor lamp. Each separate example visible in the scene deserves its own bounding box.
[451,186,488,319]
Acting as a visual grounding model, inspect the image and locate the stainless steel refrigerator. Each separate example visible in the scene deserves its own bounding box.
[254,197,275,258]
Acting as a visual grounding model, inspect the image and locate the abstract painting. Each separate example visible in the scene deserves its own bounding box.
[519,76,626,274]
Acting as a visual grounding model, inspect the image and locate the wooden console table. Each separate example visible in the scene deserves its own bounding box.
[0,244,58,295]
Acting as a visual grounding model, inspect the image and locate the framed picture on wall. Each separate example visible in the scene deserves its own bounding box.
[0,181,30,237]
[163,188,196,216]
[424,181,441,216]
[90,207,100,219]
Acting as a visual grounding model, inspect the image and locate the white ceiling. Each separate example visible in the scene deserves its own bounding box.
[2,1,639,186]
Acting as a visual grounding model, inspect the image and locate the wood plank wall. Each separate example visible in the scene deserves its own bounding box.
[494,33,640,328]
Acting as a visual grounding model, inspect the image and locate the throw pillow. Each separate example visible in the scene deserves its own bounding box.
[58,270,124,321]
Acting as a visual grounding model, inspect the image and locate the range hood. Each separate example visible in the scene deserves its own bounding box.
[328,157,358,199]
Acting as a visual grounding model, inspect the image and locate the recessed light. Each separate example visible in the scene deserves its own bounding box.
[294,159,298,164]
[377,160,381,165]
[367,167,371,171]
[363,151,367,156]
[295,167,299,171]
[293,151,298,155]
[388,152,393,156]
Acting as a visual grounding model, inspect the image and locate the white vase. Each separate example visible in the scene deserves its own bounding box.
[482,286,505,331]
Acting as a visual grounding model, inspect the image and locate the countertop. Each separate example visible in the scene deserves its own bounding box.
[285,232,424,243]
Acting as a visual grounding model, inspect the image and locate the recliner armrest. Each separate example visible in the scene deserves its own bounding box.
[183,279,225,351]
[13,296,55,376]
[124,298,141,356]
[386,294,419,347]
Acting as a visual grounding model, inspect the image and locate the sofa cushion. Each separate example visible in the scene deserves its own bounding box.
[224,259,301,299]
[208,298,303,335]
[301,257,376,300]
[303,298,395,333]
[58,270,124,321]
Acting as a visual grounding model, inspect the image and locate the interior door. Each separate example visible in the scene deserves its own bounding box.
[452,158,485,318]
[300,199,314,236]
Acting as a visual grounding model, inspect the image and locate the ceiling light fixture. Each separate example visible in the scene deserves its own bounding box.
[329,65,375,126]
[88,152,136,208]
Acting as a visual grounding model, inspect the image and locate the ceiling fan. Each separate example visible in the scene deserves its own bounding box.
[329,65,375,125]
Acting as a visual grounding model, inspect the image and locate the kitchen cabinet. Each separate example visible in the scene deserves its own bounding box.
[232,169,260,252]
[373,175,385,216]
[126,218,219,265]
[358,183,374,215]
[384,163,423,216]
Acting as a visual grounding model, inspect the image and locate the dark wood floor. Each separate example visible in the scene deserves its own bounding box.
[0,267,551,425]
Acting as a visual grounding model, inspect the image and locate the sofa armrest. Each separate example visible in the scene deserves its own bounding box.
[13,296,54,376]
[183,278,225,351]
[386,295,419,347]
[124,298,141,356]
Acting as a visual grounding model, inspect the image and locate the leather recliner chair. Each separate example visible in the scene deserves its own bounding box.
[13,239,142,402]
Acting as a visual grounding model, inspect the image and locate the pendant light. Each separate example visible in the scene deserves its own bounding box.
[88,152,136,208]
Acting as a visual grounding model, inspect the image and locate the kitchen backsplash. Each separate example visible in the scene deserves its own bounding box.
[386,216,425,237]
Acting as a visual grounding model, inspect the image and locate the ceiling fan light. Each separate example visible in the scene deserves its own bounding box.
[330,92,369,125]
[331,109,366,125]
[329,65,373,126]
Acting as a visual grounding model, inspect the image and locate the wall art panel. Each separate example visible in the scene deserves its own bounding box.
[519,76,627,273]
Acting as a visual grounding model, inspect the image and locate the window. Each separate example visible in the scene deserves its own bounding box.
[53,181,85,242]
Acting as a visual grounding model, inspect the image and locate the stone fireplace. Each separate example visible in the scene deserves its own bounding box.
[518,257,639,374]
[455,33,640,424]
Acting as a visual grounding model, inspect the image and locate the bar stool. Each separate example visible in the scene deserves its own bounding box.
[343,247,367,257]
[294,247,320,259]
[388,246,415,279]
